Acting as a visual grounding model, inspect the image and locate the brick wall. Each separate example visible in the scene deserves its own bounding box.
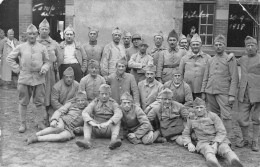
[19,0,32,34]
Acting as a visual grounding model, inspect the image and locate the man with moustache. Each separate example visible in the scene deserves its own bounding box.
[83,27,103,75]
[7,24,50,132]
[100,27,126,77]
[122,31,132,49]
[79,59,106,103]
[178,34,189,51]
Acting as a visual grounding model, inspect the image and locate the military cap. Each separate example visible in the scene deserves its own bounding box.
[99,84,112,93]
[214,34,226,45]
[244,36,257,45]
[144,64,156,72]
[7,29,14,34]
[88,59,99,68]
[132,34,141,39]
[154,31,164,38]
[140,38,149,47]
[159,88,173,99]
[76,91,88,100]
[39,18,50,28]
[123,30,132,38]
[26,24,38,33]
[193,97,206,107]
[190,33,202,43]
[88,26,99,34]
[172,67,182,75]
[63,67,74,76]
[112,27,122,35]
[179,34,187,41]
[168,29,178,40]
[64,24,75,34]
[120,92,133,102]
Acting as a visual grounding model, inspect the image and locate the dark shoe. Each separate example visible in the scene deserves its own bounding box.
[251,141,259,152]
[76,140,92,149]
[37,122,46,131]
[109,139,122,150]
[236,140,249,148]
[19,122,27,133]
[27,135,38,145]
[206,159,221,167]
[230,159,243,167]
[154,137,167,143]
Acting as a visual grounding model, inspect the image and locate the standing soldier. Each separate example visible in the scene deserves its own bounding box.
[201,35,239,140]
[236,36,260,152]
[58,24,87,82]
[122,31,132,49]
[76,84,123,150]
[7,24,50,132]
[138,64,163,110]
[0,29,19,89]
[100,27,126,77]
[82,27,103,75]
[37,19,60,122]
[178,34,189,51]
[179,34,211,99]
[128,39,153,83]
[157,29,186,83]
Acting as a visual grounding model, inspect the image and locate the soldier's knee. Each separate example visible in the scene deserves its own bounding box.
[142,131,154,145]
[175,136,184,146]
[237,119,250,127]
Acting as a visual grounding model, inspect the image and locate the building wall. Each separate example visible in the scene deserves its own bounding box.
[19,0,32,34]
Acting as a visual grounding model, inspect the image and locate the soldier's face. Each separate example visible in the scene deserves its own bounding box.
[140,44,148,54]
[145,71,155,83]
[121,99,132,111]
[162,97,172,108]
[39,27,50,38]
[179,39,188,49]
[123,36,131,45]
[154,36,163,47]
[168,37,178,48]
[99,91,110,103]
[63,75,74,86]
[27,32,38,44]
[173,73,182,84]
[191,42,202,54]
[76,97,87,109]
[246,43,258,56]
[194,105,206,117]
[132,38,141,47]
[89,66,98,77]
[116,63,126,75]
[112,33,121,43]
[214,42,225,54]
[64,31,75,43]
[89,31,98,41]
[7,32,14,41]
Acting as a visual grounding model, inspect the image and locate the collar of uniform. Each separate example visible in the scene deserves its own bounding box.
[151,46,165,52]
[138,51,148,57]
[96,98,110,108]
[60,41,81,49]
[37,36,52,43]
[144,79,156,87]
[189,51,204,59]
[168,47,178,53]
[116,71,126,79]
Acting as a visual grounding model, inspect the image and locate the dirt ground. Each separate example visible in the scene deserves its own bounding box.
[0,88,260,167]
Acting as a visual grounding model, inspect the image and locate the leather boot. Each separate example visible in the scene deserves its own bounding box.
[76,139,92,149]
[35,105,47,130]
[225,151,243,167]
[18,105,27,133]
[109,139,122,150]
[205,153,221,167]
[236,126,249,148]
[27,135,38,145]
[252,125,259,152]
[19,121,27,133]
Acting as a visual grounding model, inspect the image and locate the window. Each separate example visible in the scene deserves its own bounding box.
[227,4,259,47]
[183,3,215,45]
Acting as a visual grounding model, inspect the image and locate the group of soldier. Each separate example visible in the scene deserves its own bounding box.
[1,17,260,167]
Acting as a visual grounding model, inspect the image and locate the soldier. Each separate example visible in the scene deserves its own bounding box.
[126,34,142,62]
[122,31,132,49]
[157,29,186,83]
[164,68,193,108]
[236,36,260,152]
[58,24,87,82]
[120,92,157,144]
[201,35,239,140]
[27,92,87,145]
[76,84,123,150]
[147,88,189,143]
[179,34,211,99]
[7,24,50,132]
[178,34,188,51]
[100,27,126,77]
[138,64,163,110]
[37,19,60,121]
[79,59,106,103]
[51,67,79,113]
[82,27,103,75]
[106,59,140,106]
[0,29,19,89]
[182,98,243,167]
[128,38,153,83]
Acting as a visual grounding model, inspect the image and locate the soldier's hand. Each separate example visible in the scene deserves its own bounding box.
[127,133,136,139]
[201,93,206,101]
[73,127,83,134]
[228,96,235,105]
[39,68,47,75]
[100,120,112,128]
[188,143,196,152]
[211,142,218,154]
[89,121,101,129]
[50,120,58,128]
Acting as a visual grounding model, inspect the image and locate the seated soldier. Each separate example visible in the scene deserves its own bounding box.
[76,84,123,150]
[147,88,189,143]
[182,98,243,167]
[164,67,193,109]
[26,92,88,144]
[120,92,158,144]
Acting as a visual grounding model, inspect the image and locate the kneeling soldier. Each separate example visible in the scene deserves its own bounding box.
[27,92,87,144]
[76,84,123,150]
[182,98,243,167]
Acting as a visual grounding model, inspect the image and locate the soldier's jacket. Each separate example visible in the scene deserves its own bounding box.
[121,104,153,139]
[147,101,188,138]
[157,48,186,83]
[201,52,239,96]
[179,51,211,93]
[126,46,139,62]
[82,97,123,124]
[79,74,106,102]
[138,79,164,110]
[6,41,50,86]
[238,53,260,103]
[51,79,79,111]
[148,46,166,67]
[182,111,229,151]
[164,80,193,108]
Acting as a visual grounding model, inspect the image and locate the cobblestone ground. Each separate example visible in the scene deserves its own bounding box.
[0,88,260,167]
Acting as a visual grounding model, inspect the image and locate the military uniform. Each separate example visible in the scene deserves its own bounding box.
[149,46,166,67]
